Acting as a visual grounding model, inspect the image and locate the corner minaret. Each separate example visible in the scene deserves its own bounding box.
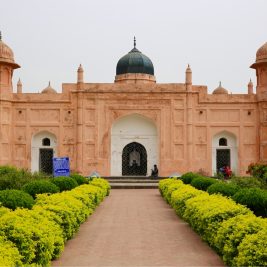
[0,32,20,96]
[247,79,253,95]
[250,42,267,99]
[77,64,84,90]
[17,78,22,93]
[185,64,192,91]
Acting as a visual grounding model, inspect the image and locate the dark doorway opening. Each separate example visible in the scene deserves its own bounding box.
[39,148,53,175]
[216,149,230,172]
[122,142,147,176]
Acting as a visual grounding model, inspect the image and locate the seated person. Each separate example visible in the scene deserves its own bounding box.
[151,164,159,178]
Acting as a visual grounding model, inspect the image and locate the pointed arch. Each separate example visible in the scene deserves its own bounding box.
[31,131,57,174]
[111,113,158,176]
[212,131,238,175]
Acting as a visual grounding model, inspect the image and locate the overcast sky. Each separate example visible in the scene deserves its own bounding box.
[1,0,266,93]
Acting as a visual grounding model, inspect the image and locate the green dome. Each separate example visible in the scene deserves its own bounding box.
[116,46,154,76]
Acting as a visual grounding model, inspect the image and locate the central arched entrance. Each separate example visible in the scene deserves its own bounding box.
[122,142,147,176]
[111,113,158,176]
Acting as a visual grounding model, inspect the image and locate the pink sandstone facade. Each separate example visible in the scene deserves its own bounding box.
[1,34,267,176]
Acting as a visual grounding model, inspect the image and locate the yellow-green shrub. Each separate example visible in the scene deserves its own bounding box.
[165,180,184,204]
[0,206,10,217]
[170,185,207,217]
[234,228,267,267]
[159,178,177,197]
[0,236,22,267]
[90,178,111,197]
[183,194,252,246]
[0,208,64,266]
[35,192,89,240]
[215,214,267,266]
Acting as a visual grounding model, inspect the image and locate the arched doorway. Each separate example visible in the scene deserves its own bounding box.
[31,131,57,174]
[111,114,158,176]
[212,131,238,175]
[122,142,147,175]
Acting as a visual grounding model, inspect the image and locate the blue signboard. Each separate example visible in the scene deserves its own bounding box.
[53,157,70,177]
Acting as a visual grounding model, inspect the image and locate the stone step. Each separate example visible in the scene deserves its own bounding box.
[107,179,159,183]
[104,176,164,180]
[110,182,158,189]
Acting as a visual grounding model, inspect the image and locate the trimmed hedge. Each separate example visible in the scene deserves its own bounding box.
[190,176,218,191]
[0,236,22,267]
[0,178,110,266]
[207,182,240,197]
[0,189,35,210]
[0,209,64,266]
[171,185,206,217]
[180,172,202,184]
[232,187,267,217]
[51,176,78,192]
[90,177,111,197]
[234,228,267,267]
[70,173,88,185]
[215,214,267,266]
[22,179,60,198]
[159,178,267,267]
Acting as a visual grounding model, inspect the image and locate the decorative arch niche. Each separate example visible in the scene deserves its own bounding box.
[212,131,238,175]
[31,131,57,174]
[110,113,158,176]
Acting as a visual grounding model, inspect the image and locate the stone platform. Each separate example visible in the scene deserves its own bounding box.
[104,176,163,189]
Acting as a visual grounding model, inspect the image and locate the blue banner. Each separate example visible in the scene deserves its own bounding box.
[53,157,70,177]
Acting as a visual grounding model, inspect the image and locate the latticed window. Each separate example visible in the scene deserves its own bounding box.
[219,137,227,146]
[42,138,50,146]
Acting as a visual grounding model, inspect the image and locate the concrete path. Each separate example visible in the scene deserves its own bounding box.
[53,189,224,267]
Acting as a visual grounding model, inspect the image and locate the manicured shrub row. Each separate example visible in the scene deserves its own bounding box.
[180,172,267,217]
[159,178,267,267]
[0,178,110,266]
[51,176,79,192]
[22,179,60,198]
[0,189,35,210]
[0,165,50,190]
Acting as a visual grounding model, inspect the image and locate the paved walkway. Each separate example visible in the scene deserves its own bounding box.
[53,189,224,266]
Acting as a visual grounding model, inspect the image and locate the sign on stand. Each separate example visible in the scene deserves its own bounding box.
[53,157,70,177]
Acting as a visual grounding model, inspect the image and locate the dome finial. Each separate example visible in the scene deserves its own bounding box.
[0,31,2,41]
[134,36,136,48]
[219,81,222,87]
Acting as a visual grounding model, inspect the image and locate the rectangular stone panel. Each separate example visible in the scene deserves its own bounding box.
[262,145,267,160]
[14,109,26,122]
[243,110,255,123]
[174,126,183,142]
[210,109,240,122]
[195,109,207,122]
[15,126,26,142]
[243,145,257,159]
[63,109,74,124]
[14,145,26,160]
[84,126,95,141]
[173,109,184,123]
[84,109,96,124]
[173,99,184,107]
[195,144,207,160]
[30,109,60,123]
[1,144,9,159]
[261,126,267,142]
[63,127,75,144]
[2,125,10,142]
[62,144,74,158]
[174,144,184,159]
[85,144,95,159]
[243,126,256,144]
[194,126,207,143]
[2,107,10,123]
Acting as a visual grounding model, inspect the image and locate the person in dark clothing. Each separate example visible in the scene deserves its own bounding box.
[151,164,158,178]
